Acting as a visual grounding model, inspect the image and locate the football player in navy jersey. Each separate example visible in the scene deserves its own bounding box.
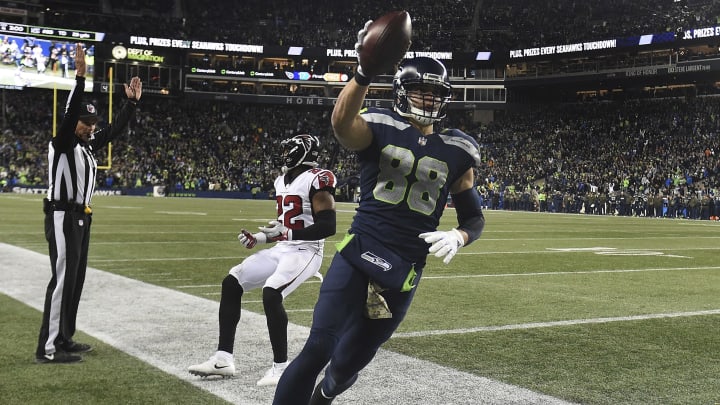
[273,27,485,405]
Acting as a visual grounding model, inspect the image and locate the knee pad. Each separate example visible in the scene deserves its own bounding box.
[222,274,243,298]
[262,287,283,308]
[262,287,286,322]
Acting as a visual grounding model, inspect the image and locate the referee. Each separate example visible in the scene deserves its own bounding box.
[35,43,142,364]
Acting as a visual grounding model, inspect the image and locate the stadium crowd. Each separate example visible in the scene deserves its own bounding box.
[2,0,719,219]
[2,88,719,219]
[40,0,720,53]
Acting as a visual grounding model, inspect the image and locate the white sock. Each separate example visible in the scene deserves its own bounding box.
[215,350,233,363]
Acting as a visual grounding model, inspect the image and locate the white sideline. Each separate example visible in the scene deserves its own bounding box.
[0,243,573,405]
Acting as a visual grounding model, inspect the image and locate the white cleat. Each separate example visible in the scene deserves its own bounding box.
[256,361,288,386]
[188,355,236,378]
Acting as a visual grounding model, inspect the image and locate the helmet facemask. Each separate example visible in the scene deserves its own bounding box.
[398,83,449,126]
[393,57,452,126]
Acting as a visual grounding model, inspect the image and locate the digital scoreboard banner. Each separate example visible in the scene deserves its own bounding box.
[508,32,675,60]
[0,21,104,42]
[0,21,103,91]
[129,35,265,54]
[187,66,349,82]
[681,25,720,40]
[126,33,457,62]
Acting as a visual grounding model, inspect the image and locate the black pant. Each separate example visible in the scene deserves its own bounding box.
[36,209,92,356]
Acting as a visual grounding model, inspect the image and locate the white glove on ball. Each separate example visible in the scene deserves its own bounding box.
[418,229,465,264]
[354,19,373,58]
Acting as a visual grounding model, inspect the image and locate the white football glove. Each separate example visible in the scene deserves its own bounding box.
[354,19,373,59]
[258,220,291,242]
[419,229,465,264]
[238,229,266,249]
[354,19,373,79]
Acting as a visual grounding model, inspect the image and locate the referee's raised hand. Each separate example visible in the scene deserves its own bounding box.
[74,43,86,77]
[124,76,142,101]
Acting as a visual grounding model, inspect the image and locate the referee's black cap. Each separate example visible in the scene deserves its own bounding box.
[79,102,99,124]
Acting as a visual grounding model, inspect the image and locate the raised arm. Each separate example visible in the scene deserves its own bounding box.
[331,78,373,151]
[332,15,410,152]
[54,43,86,149]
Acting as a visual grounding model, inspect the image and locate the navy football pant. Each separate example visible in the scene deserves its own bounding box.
[273,253,422,403]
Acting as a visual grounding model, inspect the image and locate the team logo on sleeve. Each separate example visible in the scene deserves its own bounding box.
[317,171,337,188]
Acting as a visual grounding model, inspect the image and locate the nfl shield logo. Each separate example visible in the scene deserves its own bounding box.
[418,137,427,146]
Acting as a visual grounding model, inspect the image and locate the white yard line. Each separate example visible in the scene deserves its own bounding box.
[392,309,720,338]
[0,243,573,405]
[420,266,720,279]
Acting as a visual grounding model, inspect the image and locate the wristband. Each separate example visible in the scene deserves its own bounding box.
[354,69,372,86]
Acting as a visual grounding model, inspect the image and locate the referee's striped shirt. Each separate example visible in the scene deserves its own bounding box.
[47,133,97,206]
[47,75,137,206]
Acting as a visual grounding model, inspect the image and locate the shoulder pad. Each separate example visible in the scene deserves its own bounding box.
[438,129,482,166]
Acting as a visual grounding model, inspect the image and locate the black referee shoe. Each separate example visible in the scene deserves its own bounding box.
[36,351,83,364]
[61,342,93,354]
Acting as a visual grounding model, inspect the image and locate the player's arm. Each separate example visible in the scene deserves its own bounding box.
[239,177,337,248]
[54,43,85,149]
[93,77,142,148]
[450,168,485,246]
[292,190,336,240]
[330,19,375,152]
[331,80,373,151]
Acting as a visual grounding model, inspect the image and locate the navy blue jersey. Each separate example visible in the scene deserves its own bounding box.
[350,107,481,262]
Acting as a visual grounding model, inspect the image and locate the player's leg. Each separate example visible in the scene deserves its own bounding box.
[36,212,59,358]
[273,254,368,404]
[62,214,92,353]
[312,283,419,401]
[36,211,82,363]
[188,249,277,377]
[258,246,323,386]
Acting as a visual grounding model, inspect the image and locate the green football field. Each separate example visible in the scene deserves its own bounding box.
[1,193,719,404]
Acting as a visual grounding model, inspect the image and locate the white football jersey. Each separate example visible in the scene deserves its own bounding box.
[272,167,337,250]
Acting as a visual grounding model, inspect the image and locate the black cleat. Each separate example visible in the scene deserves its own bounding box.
[36,351,83,364]
[61,342,93,354]
[309,381,334,405]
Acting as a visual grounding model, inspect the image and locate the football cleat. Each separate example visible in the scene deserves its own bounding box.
[188,355,235,378]
[309,380,335,405]
[35,350,83,364]
[61,341,93,354]
[256,361,288,386]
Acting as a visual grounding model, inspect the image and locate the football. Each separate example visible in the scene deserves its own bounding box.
[358,10,412,77]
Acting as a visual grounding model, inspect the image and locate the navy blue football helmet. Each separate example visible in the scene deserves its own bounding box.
[392,57,452,126]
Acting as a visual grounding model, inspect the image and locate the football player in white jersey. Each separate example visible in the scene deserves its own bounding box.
[188,134,337,386]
